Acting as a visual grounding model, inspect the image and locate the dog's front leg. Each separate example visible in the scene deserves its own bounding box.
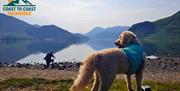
[135,64,144,91]
[125,74,134,91]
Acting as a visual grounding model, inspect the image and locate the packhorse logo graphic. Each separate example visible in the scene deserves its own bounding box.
[3,0,36,16]
[5,0,35,6]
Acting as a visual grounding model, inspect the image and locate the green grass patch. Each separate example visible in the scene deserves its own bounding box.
[143,80,180,91]
[0,78,179,91]
[0,78,34,88]
[0,78,73,91]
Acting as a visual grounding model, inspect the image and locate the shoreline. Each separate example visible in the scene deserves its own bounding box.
[0,56,180,82]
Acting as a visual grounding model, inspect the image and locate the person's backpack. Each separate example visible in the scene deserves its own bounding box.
[44,55,48,60]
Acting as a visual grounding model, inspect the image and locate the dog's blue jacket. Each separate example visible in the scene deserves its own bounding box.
[122,44,144,73]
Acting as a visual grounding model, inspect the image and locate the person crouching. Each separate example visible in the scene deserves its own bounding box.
[44,52,55,68]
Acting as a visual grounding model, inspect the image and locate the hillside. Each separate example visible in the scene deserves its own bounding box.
[129,11,180,39]
[128,21,156,38]
[0,13,84,41]
[86,27,104,37]
[0,13,32,39]
[27,25,80,40]
[86,26,129,39]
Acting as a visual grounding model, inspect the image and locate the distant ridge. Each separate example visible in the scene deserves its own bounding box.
[0,13,86,41]
[86,27,104,37]
[86,26,129,39]
[129,11,180,39]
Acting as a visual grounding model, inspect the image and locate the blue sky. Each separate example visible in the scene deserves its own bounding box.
[1,0,180,33]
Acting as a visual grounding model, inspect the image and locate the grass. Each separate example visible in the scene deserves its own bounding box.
[0,78,180,91]
[0,78,73,91]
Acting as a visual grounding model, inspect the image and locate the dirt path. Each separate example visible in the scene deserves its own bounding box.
[0,67,77,80]
[0,67,179,82]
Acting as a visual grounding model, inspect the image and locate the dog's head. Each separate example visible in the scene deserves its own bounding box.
[115,31,141,48]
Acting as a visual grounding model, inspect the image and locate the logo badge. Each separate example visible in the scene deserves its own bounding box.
[3,0,36,16]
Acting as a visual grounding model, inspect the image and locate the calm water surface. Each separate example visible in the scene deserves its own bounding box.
[0,39,179,64]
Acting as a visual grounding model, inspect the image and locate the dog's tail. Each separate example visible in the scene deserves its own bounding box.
[70,53,98,91]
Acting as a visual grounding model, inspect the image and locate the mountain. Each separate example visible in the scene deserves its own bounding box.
[128,21,155,38]
[0,13,32,39]
[74,33,89,39]
[129,11,180,39]
[86,27,104,37]
[27,25,80,40]
[0,13,85,41]
[86,26,129,39]
[32,24,41,28]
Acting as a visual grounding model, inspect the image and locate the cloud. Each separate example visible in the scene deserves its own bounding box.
[1,0,179,33]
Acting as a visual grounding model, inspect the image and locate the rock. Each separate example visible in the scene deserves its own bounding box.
[0,62,3,67]
[161,65,167,69]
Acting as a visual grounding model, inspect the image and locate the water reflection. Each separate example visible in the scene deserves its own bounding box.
[0,39,179,64]
[17,44,95,64]
[85,39,116,51]
[0,40,80,63]
[87,39,180,56]
[0,40,31,63]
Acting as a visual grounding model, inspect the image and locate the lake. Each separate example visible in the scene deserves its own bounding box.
[0,39,180,64]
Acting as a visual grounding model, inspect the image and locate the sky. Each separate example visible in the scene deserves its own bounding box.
[1,0,180,33]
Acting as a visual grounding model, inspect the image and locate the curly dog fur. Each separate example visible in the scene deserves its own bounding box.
[70,31,146,91]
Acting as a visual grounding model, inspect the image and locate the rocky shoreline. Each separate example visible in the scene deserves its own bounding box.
[143,56,180,82]
[0,61,82,70]
[0,56,180,82]
[145,56,180,72]
[0,56,180,71]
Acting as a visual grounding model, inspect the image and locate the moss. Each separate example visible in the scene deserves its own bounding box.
[0,78,179,91]
[0,78,34,88]
[143,80,180,91]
